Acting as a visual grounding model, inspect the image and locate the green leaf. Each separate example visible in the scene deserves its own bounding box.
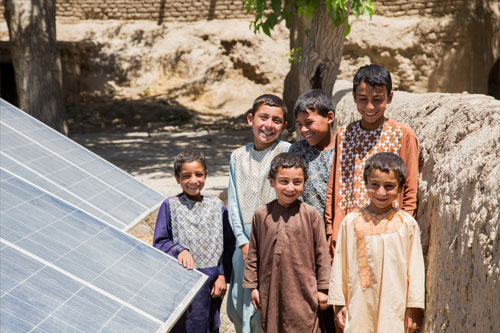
[271,0,281,15]
[245,0,252,13]
[304,1,318,19]
[343,22,351,36]
[286,47,303,64]
[262,23,271,36]
[266,13,278,29]
[245,0,375,37]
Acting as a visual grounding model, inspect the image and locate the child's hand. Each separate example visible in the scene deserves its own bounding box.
[177,250,195,270]
[334,305,348,329]
[405,308,422,333]
[317,291,329,310]
[240,244,249,261]
[250,288,261,312]
[211,275,227,298]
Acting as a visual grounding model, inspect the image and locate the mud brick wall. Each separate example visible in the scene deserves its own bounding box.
[0,1,470,22]
[54,0,251,21]
[374,0,468,17]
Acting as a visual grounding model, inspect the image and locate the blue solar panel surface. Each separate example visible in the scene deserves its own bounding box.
[0,169,207,332]
[0,99,164,230]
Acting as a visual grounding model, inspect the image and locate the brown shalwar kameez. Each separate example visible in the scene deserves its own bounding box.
[242,200,331,333]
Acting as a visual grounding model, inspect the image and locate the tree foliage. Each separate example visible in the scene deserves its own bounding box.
[246,0,375,37]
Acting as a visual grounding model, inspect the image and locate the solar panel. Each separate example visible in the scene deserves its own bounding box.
[0,99,164,230]
[0,168,208,332]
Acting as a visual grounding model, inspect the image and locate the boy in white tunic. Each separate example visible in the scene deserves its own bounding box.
[328,152,425,332]
[226,94,290,333]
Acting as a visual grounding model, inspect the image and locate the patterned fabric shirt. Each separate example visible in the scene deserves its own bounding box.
[290,139,334,218]
[337,120,404,210]
[324,119,419,255]
[230,140,291,229]
[170,194,224,268]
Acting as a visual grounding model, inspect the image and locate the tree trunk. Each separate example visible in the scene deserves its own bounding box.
[283,0,309,134]
[3,0,68,135]
[299,1,348,96]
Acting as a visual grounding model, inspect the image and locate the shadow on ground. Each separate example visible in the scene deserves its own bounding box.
[71,127,253,178]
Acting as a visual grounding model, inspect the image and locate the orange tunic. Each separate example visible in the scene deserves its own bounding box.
[324,118,419,258]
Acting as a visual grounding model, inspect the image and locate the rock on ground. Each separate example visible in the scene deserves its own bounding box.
[333,80,500,332]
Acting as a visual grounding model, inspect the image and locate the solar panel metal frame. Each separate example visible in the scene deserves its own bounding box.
[0,168,208,332]
[0,98,165,231]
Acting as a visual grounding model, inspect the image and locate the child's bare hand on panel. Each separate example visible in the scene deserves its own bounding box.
[177,249,195,270]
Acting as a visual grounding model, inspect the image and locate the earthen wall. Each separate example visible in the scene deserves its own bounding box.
[0,0,470,22]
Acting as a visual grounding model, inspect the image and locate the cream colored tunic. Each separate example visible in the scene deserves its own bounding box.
[328,208,425,332]
[324,119,419,257]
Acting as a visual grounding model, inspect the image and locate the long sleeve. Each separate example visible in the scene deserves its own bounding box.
[328,219,347,306]
[152,199,186,258]
[227,153,249,248]
[407,220,425,309]
[218,205,236,281]
[312,211,331,290]
[324,132,338,237]
[401,126,419,217]
[242,215,259,289]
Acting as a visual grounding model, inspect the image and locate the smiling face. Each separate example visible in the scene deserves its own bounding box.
[365,168,401,214]
[247,105,286,151]
[175,161,206,201]
[296,109,334,150]
[269,166,305,208]
[353,81,393,130]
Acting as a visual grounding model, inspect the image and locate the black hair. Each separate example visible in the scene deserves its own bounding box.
[293,89,335,118]
[353,64,393,96]
[268,152,308,182]
[363,152,406,188]
[251,94,287,118]
[173,150,207,177]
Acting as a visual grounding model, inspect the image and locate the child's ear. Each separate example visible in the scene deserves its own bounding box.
[269,177,276,188]
[281,121,288,132]
[175,176,181,184]
[387,90,394,104]
[247,113,254,126]
[327,111,334,125]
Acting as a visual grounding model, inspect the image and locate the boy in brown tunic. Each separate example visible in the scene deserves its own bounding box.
[243,152,331,332]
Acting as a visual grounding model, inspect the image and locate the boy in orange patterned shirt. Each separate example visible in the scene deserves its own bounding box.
[324,64,419,258]
[327,152,424,332]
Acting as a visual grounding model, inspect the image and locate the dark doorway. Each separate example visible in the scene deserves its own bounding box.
[0,62,18,106]
[487,59,500,100]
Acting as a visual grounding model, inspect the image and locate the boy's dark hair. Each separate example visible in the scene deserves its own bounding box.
[173,150,207,177]
[293,89,335,118]
[268,152,308,182]
[363,152,406,188]
[251,94,287,118]
[353,64,393,96]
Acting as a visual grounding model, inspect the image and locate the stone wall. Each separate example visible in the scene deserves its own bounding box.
[0,0,470,21]
[55,0,250,21]
[374,0,468,17]
[333,80,500,332]
[0,0,251,21]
